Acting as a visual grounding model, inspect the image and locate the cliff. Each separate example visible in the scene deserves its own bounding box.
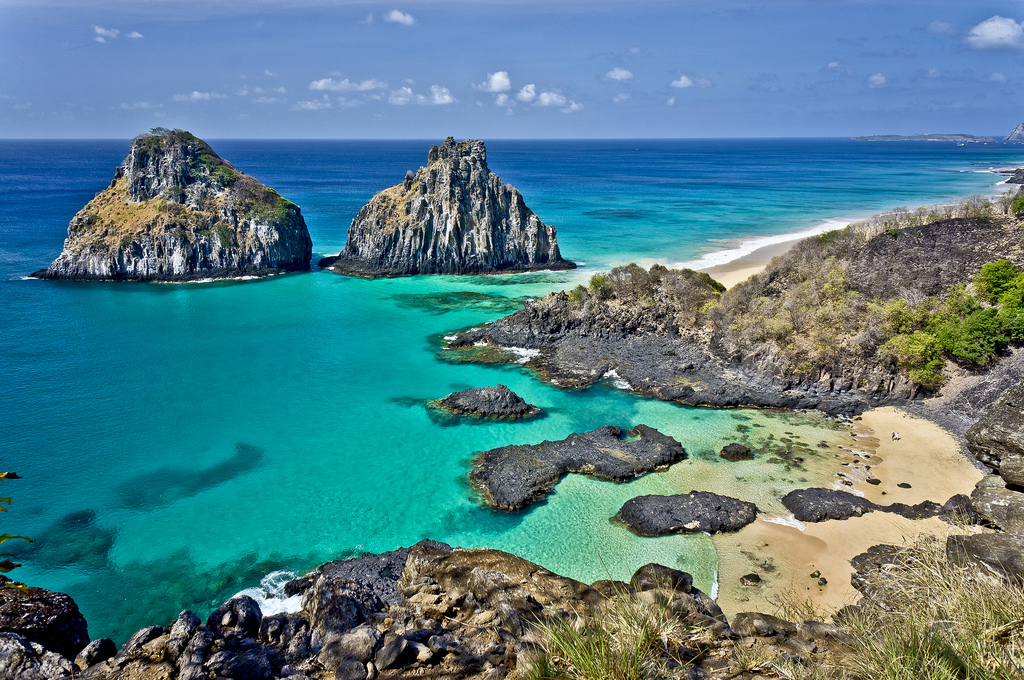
[318,137,575,277]
[35,129,312,281]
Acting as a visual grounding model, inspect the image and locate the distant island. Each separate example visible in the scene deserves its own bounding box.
[850,133,997,143]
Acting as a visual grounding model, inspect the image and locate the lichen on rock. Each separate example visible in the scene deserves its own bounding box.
[319,137,575,277]
[35,128,312,281]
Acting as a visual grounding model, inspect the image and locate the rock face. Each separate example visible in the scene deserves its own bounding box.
[35,128,312,281]
[965,378,1024,472]
[1004,122,1024,143]
[613,491,758,536]
[947,533,1024,584]
[0,576,90,660]
[319,137,575,277]
[470,424,686,510]
[436,385,540,419]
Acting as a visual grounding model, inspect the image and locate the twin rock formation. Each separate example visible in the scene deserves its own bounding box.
[38,133,570,282]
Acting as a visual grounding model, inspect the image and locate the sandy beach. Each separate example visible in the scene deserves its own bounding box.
[699,237,803,288]
[712,406,984,618]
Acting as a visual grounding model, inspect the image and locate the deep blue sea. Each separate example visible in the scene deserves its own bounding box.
[2,139,1022,643]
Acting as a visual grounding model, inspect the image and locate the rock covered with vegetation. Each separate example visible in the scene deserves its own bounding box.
[318,137,575,277]
[445,196,1024,414]
[35,129,312,281]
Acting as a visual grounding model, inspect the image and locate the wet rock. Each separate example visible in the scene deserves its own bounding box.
[739,574,762,586]
[206,595,262,640]
[0,577,90,659]
[436,385,540,419]
[0,632,74,679]
[947,533,1024,584]
[613,491,758,536]
[966,379,1024,471]
[285,548,409,607]
[720,443,753,461]
[320,137,574,277]
[471,424,685,510]
[75,638,116,671]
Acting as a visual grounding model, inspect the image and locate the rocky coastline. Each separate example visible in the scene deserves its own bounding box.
[34,129,312,282]
[318,138,575,278]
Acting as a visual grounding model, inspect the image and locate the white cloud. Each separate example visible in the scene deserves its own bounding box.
[126,31,143,39]
[384,9,415,26]
[670,75,693,88]
[867,73,886,88]
[253,96,281,104]
[294,96,331,110]
[927,20,954,35]
[827,60,840,69]
[120,101,154,110]
[966,16,1024,50]
[604,67,633,81]
[310,77,387,92]
[495,93,508,106]
[991,72,1008,83]
[666,96,676,106]
[561,100,583,113]
[265,68,278,77]
[477,71,511,93]
[612,92,630,103]
[516,83,536,102]
[93,25,119,42]
[925,67,941,78]
[361,13,374,24]
[236,86,250,96]
[429,84,454,105]
[172,91,227,102]
[536,91,567,107]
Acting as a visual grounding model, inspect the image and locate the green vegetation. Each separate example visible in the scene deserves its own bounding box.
[236,177,297,224]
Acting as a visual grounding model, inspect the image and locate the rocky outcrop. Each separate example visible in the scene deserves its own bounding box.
[435,385,540,419]
[1004,123,1024,143]
[613,491,758,536]
[946,533,1024,584]
[971,475,1024,532]
[720,443,753,461]
[0,575,90,660]
[318,137,575,277]
[781,488,975,523]
[470,424,685,510]
[965,378,1024,472]
[34,129,312,281]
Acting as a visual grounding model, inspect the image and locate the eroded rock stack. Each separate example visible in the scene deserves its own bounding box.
[319,137,575,277]
[35,129,312,281]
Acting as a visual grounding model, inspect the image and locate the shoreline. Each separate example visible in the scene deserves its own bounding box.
[711,406,984,618]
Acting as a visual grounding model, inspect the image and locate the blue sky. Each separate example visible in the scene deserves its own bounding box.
[2,0,1023,138]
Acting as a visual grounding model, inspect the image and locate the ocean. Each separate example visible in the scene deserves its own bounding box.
[1,138,1021,642]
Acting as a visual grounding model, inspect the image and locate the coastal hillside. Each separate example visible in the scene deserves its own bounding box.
[319,137,575,277]
[447,198,1024,414]
[35,129,312,281]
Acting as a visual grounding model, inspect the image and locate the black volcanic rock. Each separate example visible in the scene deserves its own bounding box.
[471,424,686,510]
[0,576,89,659]
[782,488,976,524]
[319,137,575,277]
[613,491,758,536]
[436,385,540,419]
[720,443,753,461]
[966,378,1024,473]
[35,128,312,281]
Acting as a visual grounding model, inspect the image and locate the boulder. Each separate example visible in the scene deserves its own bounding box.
[947,533,1024,584]
[613,491,758,536]
[0,632,74,680]
[74,638,116,671]
[719,443,753,461]
[471,424,685,510]
[301,575,385,651]
[781,488,875,522]
[0,577,89,659]
[965,379,1024,471]
[285,547,409,607]
[971,475,1024,532]
[206,595,262,640]
[436,385,540,419]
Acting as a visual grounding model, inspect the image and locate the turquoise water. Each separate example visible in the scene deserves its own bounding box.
[2,139,1022,642]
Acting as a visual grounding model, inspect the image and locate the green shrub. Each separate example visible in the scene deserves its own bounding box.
[997,275,1024,340]
[568,285,586,305]
[588,273,611,299]
[878,331,945,387]
[975,259,1022,304]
